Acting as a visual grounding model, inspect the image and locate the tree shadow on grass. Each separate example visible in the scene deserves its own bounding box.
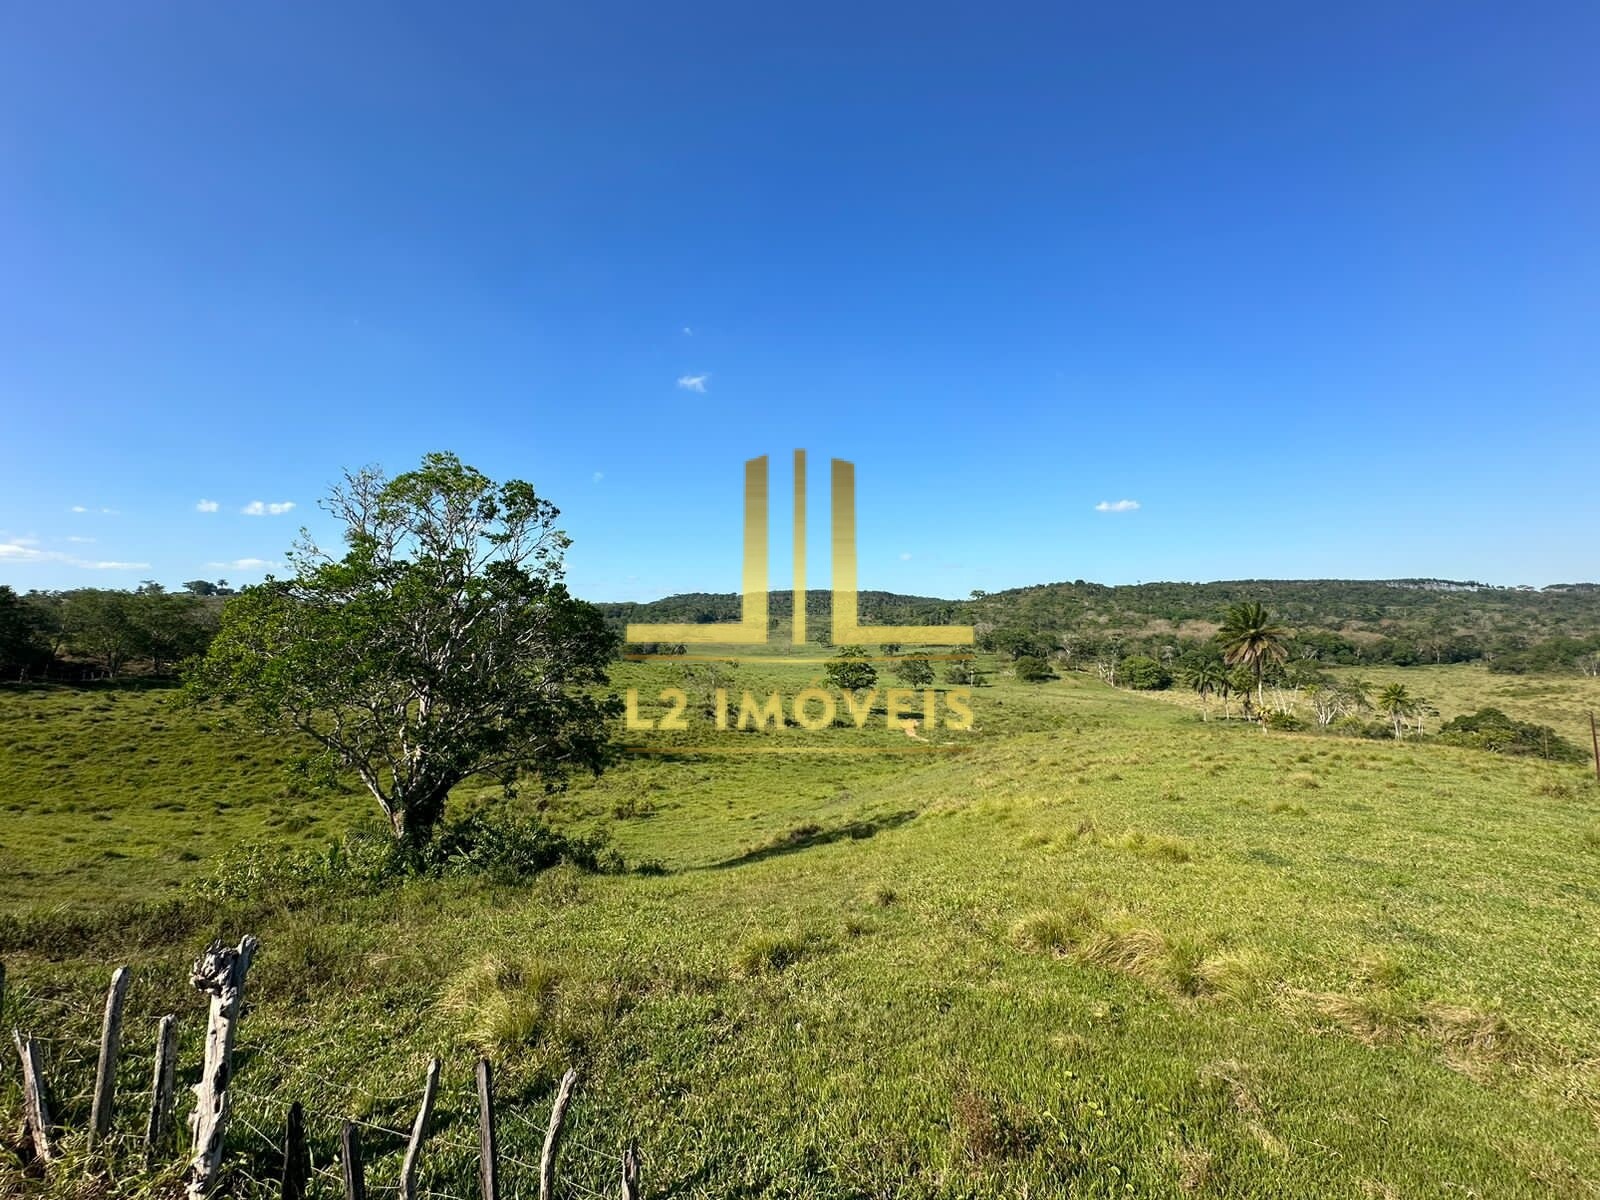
[699,809,919,871]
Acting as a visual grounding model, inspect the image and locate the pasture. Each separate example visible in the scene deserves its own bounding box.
[3,660,1599,1198]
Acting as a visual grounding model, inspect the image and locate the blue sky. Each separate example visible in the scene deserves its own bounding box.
[3,2,1597,600]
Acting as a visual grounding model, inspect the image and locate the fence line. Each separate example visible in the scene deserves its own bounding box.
[2,940,645,1199]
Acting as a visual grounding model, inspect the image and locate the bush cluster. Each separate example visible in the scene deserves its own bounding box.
[191,809,621,902]
[1436,707,1584,761]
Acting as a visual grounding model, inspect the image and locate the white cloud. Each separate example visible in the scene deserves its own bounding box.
[0,540,145,569]
[1094,499,1141,513]
[69,505,118,514]
[196,499,220,513]
[592,471,604,483]
[66,536,96,544]
[676,374,708,393]
[69,505,87,513]
[242,500,296,516]
[208,557,279,571]
[900,552,913,561]
[682,326,694,336]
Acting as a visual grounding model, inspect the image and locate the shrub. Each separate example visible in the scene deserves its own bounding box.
[1436,707,1583,761]
[1014,655,1055,683]
[426,809,622,880]
[1120,655,1171,690]
[190,809,620,902]
[943,654,986,686]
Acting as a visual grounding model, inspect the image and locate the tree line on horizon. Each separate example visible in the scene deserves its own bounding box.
[8,571,1600,685]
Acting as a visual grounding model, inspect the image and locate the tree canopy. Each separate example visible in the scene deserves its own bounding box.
[186,453,620,848]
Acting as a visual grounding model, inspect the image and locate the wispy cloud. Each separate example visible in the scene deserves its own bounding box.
[69,505,117,515]
[676,374,708,393]
[196,499,220,513]
[592,471,604,483]
[0,539,147,570]
[682,326,694,336]
[208,557,279,571]
[242,500,296,516]
[899,552,913,561]
[66,536,96,544]
[1094,499,1141,513]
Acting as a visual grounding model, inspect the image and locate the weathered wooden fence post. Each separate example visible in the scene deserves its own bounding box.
[399,1057,441,1200]
[539,1067,579,1200]
[187,935,258,1197]
[476,1058,498,1200]
[282,1101,311,1200]
[145,1013,178,1161]
[340,1121,366,1200]
[11,1029,55,1164]
[621,1139,640,1200]
[90,965,131,1147]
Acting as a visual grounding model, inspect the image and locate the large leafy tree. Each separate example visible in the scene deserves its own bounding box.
[1217,601,1288,712]
[187,453,620,848]
[0,585,50,679]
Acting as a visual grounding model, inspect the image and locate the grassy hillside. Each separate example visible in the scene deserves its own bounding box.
[3,663,1600,1197]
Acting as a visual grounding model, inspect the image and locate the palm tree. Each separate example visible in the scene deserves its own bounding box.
[1376,683,1416,740]
[1182,659,1226,722]
[1217,601,1289,714]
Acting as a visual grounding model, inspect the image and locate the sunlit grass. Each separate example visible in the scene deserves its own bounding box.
[4,661,1600,1197]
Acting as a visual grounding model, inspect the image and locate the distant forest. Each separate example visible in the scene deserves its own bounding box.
[4,577,1600,682]
[599,579,1600,677]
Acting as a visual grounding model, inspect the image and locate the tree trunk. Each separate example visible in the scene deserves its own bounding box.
[391,780,454,850]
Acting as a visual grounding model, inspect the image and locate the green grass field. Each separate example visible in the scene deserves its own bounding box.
[4,661,1600,1198]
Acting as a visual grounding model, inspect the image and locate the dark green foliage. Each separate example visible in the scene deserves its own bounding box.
[943,652,986,686]
[980,627,1055,660]
[1436,708,1584,761]
[1120,655,1171,690]
[185,453,621,848]
[191,810,621,903]
[824,646,878,692]
[1014,655,1055,683]
[893,655,936,688]
[5,584,218,679]
[1489,635,1600,676]
[0,585,52,679]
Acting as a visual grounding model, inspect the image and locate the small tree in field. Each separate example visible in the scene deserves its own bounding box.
[186,453,620,850]
[1015,655,1055,683]
[893,655,935,688]
[1120,654,1171,690]
[824,646,878,693]
[943,651,984,686]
